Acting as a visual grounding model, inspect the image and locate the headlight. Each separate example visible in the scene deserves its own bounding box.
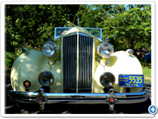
[100,72,115,87]
[97,42,114,58]
[38,71,55,87]
[42,41,57,57]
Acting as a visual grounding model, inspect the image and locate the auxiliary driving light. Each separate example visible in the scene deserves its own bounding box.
[38,71,55,87]
[100,72,115,87]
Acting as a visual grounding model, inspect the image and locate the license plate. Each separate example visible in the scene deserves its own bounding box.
[119,74,144,87]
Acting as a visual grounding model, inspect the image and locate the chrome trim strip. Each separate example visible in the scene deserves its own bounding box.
[8,90,147,99]
[62,32,78,37]
[54,27,102,40]
[61,34,63,92]
[78,32,90,37]
[76,31,79,93]
[46,96,148,104]
[92,37,94,92]
[14,97,148,104]
[54,27,56,40]
[8,90,148,104]
[116,96,149,104]
[55,27,102,30]
[100,28,102,40]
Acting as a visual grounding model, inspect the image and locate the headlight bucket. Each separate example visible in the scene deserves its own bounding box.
[38,71,55,87]
[97,42,114,58]
[100,72,115,87]
[42,41,57,57]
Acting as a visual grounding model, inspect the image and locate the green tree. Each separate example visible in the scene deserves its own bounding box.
[76,5,126,28]
[5,5,79,68]
[77,4,151,51]
[103,5,151,50]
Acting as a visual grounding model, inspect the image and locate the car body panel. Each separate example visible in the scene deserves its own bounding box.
[93,51,143,93]
[11,50,63,93]
[11,48,143,93]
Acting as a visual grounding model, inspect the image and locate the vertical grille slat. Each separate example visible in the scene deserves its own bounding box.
[63,33,93,92]
[79,35,82,88]
[85,37,88,88]
[69,37,71,88]
[90,39,93,86]
[87,37,89,87]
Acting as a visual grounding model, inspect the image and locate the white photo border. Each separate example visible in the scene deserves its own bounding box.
[0,0,156,118]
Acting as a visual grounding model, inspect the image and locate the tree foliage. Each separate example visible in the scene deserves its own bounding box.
[77,4,151,51]
[5,4,151,68]
[5,5,79,68]
[76,5,126,28]
[104,5,151,50]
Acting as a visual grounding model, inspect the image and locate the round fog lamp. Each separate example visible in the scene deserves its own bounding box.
[38,71,55,87]
[100,72,115,87]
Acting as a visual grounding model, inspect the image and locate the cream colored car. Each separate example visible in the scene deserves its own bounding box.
[8,27,148,111]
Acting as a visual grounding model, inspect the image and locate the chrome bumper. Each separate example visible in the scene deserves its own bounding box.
[8,88,148,110]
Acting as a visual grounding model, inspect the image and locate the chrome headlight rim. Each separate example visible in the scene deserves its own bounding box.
[97,42,114,58]
[99,72,115,87]
[42,41,57,57]
[38,71,55,87]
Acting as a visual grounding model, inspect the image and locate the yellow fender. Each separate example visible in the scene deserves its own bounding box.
[10,50,62,93]
[94,51,143,93]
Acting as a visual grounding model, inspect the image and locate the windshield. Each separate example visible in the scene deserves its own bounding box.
[54,27,102,40]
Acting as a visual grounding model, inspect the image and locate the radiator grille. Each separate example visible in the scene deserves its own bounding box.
[63,33,93,92]
[63,34,77,90]
[78,35,93,90]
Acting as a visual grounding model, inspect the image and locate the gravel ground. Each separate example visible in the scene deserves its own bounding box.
[5,75,151,114]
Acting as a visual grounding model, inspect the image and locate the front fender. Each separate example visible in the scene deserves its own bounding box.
[11,50,62,92]
[93,51,143,93]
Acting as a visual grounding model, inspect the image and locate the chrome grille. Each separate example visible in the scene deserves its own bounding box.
[63,33,93,92]
[63,34,77,90]
[78,35,93,90]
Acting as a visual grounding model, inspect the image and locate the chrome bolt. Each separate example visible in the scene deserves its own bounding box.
[39,104,45,110]
[109,104,114,111]
[39,88,44,94]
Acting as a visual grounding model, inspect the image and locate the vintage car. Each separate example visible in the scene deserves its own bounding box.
[8,27,148,111]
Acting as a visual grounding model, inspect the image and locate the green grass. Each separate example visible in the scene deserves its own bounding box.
[142,66,151,77]
[142,66,151,84]
[144,79,151,83]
